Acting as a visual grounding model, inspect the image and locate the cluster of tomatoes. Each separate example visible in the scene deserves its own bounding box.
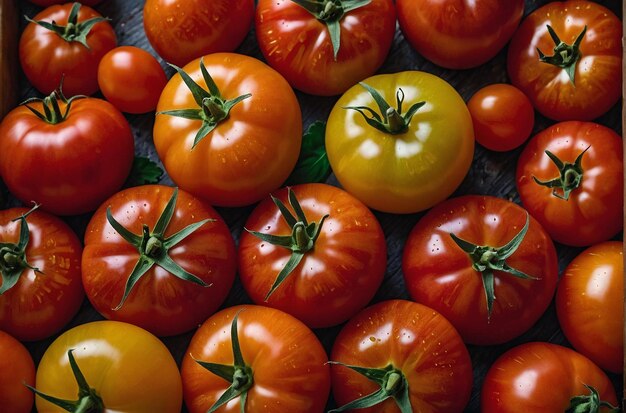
[0,0,623,412]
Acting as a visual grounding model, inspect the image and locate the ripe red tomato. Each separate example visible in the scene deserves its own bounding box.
[238,184,386,328]
[397,0,524,69]
[19,2,117,96]
[0,331,35,413]
[0,207,83,341]
[402,195,558,345]
[143,0,254,67]
[507,1,622,121]
[256,0,396,96]
[82,185,236,336]
[467,83,534,152]
[556,241,623,374]
[97,46,167,114]
[29,0,103,6]
[181,305,331,413]
[516,121,623,246]
[153,53,302,207]
[0,92,134,216]
[482,342,618,413]
[330,300,473,413]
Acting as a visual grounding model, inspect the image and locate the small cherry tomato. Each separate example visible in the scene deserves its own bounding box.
[467,83,534,151]
[0,331,35,413]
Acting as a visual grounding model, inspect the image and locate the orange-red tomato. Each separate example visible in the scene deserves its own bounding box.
[0,331,35,413]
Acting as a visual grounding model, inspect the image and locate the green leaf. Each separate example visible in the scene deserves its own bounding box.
[125,157,163,187]
[284,121,331,185]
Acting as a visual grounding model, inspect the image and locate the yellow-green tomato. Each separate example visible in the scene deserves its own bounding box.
[326,71,474,214]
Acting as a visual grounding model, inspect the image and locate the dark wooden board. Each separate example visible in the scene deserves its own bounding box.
[5,0,623,411]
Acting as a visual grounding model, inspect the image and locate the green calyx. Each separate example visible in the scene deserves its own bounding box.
[246,188,328,301]
[25,2,109,49]
[106,188,213,310]
[533,148,588,201]
[158,58,251,149]
[290,0,371,60]
[345,83,425,135]
[537,25,587,85]
[328,363,412,413]
[0,205,42,295]
[22,87,84,125]
[194,312,254,413]
[450,214,537,319]
[26,349,105,413]
[566,384,620,413]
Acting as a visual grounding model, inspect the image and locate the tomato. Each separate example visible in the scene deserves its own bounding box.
[97,46,168,114]
[143,0,254,67]
[181,305,331,413]
[396,0,524,69]
[556,241,623,374]
[507,1,622,121]
[326,72,474,214]
[516,121,623,247]
[29,0,103,6]
[402,195,558,345]
[238,184,386,328]
[0,331,35,413]
[329,300,472,413]
[19,2,117,96]
[467,83,534,152]
[82,185,236,336]
[482,342,618,413]
[32,320,182,412]
[154,53,302,207]
[0,207,83,341]
[0,91,134,216]
[256,0,396,96]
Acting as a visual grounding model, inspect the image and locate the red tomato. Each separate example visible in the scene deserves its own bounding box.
[238,184,386,328]
[516,121,623,246]
[0,331,35,413]
[255,0,396,96]
[482,342,618,413]
[507,1,622,121]
[181,305,331,413]
[29,0,103,6]
[97,46,167,114]
[330,300,472,413]
[0,207,83,341]
[19,3,117,96]
[0,92,134,216]
[556,241,623,374]
[143,0,254,67]
[82,185,236,336]
[467,83,534,152]
[153,53,302,207]
[402,195,559,345]
[397,0,524,69]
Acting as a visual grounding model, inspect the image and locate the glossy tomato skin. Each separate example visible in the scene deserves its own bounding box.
[467,83,534,152]
[326,71,474,214]
[97,46,168,114]
[0,208,83,341]
[181,305,331,413]
[0,331,35,413]
[29,0,103,6]
[397,0,523,69]
[331,300,473,413]
[402,195,558,345]
[256,0,396,96]
[516,121,623,246]
[154,53,302,207]
[507,1,622,121]
[0,97,134,216]
[82,185,236,336]
[19,3,117,96]
[556,241,623,374]
[482,342,618,413]
[35,320,182,412]
[238,184,386,328]
[144,0,254,67]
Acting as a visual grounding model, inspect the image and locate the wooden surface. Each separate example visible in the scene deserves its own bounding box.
[4,0,623,411]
